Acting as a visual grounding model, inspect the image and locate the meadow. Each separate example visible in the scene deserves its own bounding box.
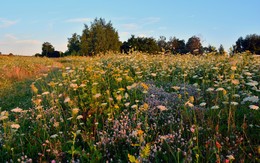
[0,52,259,162]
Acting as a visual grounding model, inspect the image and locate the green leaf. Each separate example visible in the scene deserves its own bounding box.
[140,143,151,159]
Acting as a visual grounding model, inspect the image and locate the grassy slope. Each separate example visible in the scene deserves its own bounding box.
[0,56,62,110]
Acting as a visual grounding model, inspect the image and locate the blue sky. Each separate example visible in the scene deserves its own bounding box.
[0,0,259,55]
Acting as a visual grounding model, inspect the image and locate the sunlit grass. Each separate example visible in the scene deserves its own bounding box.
[0,52,259,162]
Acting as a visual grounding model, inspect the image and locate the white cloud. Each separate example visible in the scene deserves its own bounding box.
[65,18,92,23]
[121,23,140,30]
[0,34,41,55]
[0,18,18,28]
[142,17,160,25]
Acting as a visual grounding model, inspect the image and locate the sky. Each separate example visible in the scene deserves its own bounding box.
[0,0,260,56]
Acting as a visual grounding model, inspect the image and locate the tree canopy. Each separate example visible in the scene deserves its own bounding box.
[66,18,121,56]
[234,34,260,54]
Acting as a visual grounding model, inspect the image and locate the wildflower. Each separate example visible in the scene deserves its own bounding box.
[151,73,157,77]
[64,97,70,103]
[185,101,194,108]
[93,93,102,99]
[216,87,225,91]
[157,105,168,111]
[244,72,252,76]
[125,92,129,99]
[215,141,222,149]
[232,94,240,98]
[118,87,125,91]
[172,86,181,91]
[76,115,83,119]
[72,108,80,116]
[31,84,38,94]
[92,82,98,86]
[206,87,214,92]
[11,107,23,113]
[226,155,235,161]
[190,125,196,133]
[199,102,206,107]
[116,95,122,101]
[230,102,239,106]
[125,102,130,107]
[50,134,58,139]
[131,104,138,109]
[42,91,50,95]
[249,105,259,110]
[11,124,20,129]
[211,105,219,109]
[189,96,194,103]
[141,82,149,90]
[116,78,122,82]
[100,103,107,107]
[79,83,86,87]
[0,115,8,121]
[53,122,59,128]
[36,114,42,119]
[231,66,237,71]
[137,129,144,136]
[246,81,258,86]
[241,96,258,104]
[70,83,78,89]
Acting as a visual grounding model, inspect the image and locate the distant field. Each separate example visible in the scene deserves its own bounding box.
[0,53,259,162]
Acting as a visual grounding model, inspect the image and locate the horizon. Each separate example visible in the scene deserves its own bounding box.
[0,0,260,56]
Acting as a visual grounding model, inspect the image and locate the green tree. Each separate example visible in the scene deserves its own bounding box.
[218,44,225,55]
[234,34,260,54]
[157,36,167,52]
[204,44,217,53]
[80,24,90,56]
[41,42,54,57]
[125,35,160,54]
[186,36,203,55]
[67,33,81,56]
[87,18,121,55]
[168,37,186,54]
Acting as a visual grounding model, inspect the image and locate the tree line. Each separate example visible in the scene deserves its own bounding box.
[36,18,260,57]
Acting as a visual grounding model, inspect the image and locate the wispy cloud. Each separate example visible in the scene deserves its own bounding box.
[141,17,160,25]
[0,18,18,28]
[0,34,41,45]
[65,18,92,23]
[120,17,161,32]
[0,34,41,55]
[121,23,140,30]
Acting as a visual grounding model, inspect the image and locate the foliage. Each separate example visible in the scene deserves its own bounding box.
[41,42,54,57]
[67,18,121,56]
[186,36,203,54]
[218,44,225,55]
[122,35,160,54]
[66,33,81,56]
[168,37,186,54]
[234,34,260,54]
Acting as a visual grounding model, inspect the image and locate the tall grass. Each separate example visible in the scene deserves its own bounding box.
[0,53,259,162]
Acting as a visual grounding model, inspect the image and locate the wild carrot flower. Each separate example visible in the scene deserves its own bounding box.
[11,107,23,113]
[249,105,259,110]
[157,105,168,111]
[11,123,20,129]
[211,105,219,109]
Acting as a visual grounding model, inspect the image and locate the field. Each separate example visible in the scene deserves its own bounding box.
[0,53,259,162]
